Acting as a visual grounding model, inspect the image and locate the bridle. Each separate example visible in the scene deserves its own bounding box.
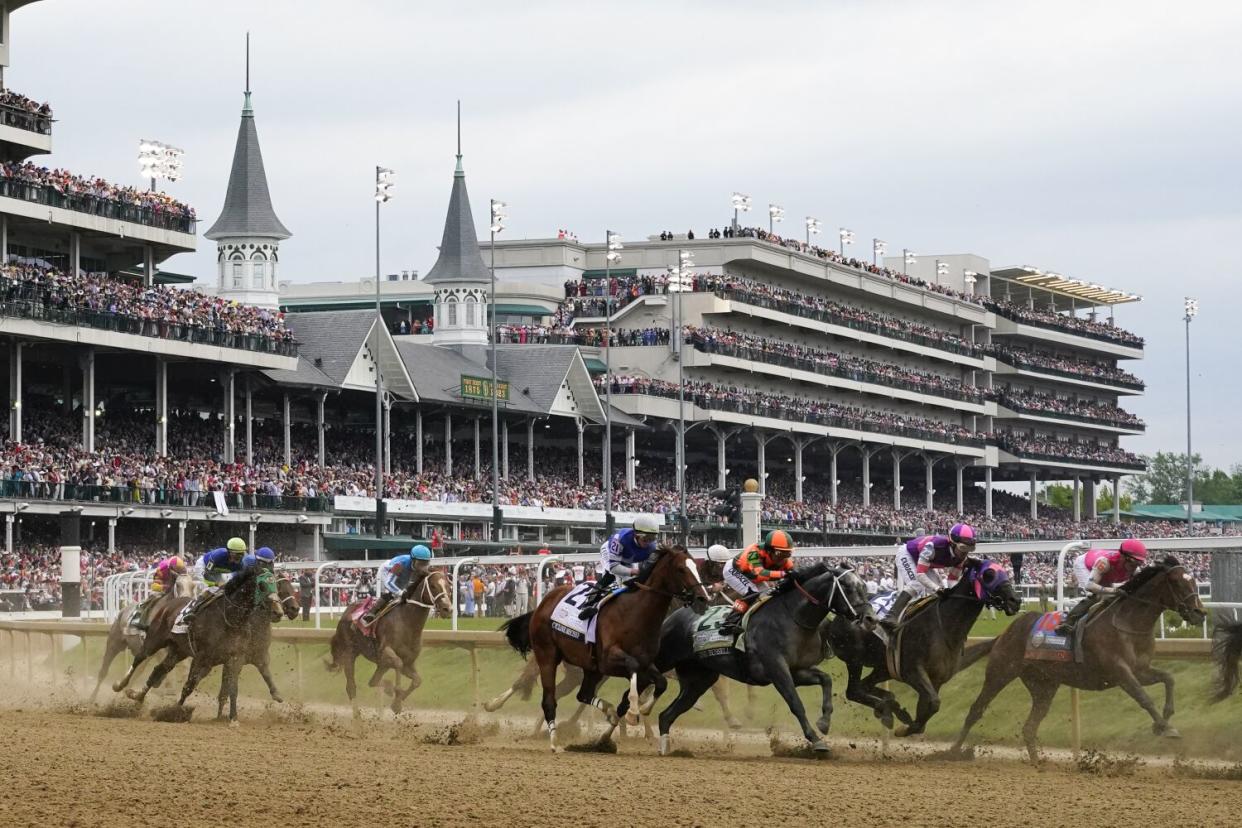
[630,551,712,605]
[1110,567,1202,634]
[405,572,451,612]
[276,577,298,615]
[793,570,863,621]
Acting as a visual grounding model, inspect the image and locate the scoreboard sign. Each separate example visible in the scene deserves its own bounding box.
[460,374,510,402]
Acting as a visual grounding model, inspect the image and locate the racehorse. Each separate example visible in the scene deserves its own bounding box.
[951,556,1206,762]
[827,557,1022,737]
[1212,618,1242,702]
[325,570,453,715]
[217,574,301,718]
[125,568,297,722]
[99,572,198,702]
[501,543,711,750]
[655,562,874,755]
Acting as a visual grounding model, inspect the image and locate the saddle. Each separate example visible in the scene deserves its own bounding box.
[882,593,940,677]
[349,597,401,637]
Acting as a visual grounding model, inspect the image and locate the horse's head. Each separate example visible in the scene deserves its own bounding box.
[415,570,454,619]
[963,559,1022,615]
[798,562,876,630]
[1124,556,1206,626]
[274,575,299,621]
[172,571,198,598]
[639,543,712,614]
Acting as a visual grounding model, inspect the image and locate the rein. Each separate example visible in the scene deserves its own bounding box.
[405,576,450,611]
[1108,571,1197,636]
[795,573,859,620]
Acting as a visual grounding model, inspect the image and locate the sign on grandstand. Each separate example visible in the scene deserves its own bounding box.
[460,374,510,402]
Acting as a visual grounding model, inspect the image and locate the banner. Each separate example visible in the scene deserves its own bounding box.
[460,374,510,402]
[212,490,230,516]
[333,496,663,527]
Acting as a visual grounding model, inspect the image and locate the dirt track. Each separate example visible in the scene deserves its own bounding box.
[0,706,1238,828]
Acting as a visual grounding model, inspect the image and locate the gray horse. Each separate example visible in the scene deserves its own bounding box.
[653,562,875,755]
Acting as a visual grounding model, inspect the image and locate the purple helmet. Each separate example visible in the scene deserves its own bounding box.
[949,523,977,548]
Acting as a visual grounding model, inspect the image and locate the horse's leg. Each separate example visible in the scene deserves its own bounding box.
[791,667,833,735]
[862,666,912,726]
[484,659,538,712]
[638,666,668,717]
[110,643,148,694]
[657,665,717,756]
[92,631,128,702]
[391,657,422,714]
[709,679,743,730]
[176,656,213,708]
[127,647,179,704]
[537,646,563,751]
[342,652,361,719]
[763,655,829,752]
[255,654,284,704]
[1113,661,1178,736]
[225,657,243,724]
[951,661,1021,755]
[1134,665,1177,728]
[895,664,940,737]
[368,644,400,689]
[1018,676,1059,765]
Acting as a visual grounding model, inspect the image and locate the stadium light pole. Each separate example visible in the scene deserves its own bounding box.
[603,231,623,535]
[963,270,978,296]
[935,259,950,284]
[138,139,184,193]
[373,166,395,539]
[903,248,916,276]
[873,238,887,267]
[1185,296,1198,529]
[768,203,784,236]
[839,227,855,256]
[672,248,694,543]
[805,216,821,247]
[731,192,751,233]
[489,199,507,542]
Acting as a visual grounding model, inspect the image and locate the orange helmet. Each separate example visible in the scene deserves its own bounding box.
[764,530,794,559]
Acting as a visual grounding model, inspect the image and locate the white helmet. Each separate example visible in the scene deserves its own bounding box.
[707,544,731,562]
[633,515,660,535]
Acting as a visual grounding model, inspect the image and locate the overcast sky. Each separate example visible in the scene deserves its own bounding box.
[11,0,1241,468]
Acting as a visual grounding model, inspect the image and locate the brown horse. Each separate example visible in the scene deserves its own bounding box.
[951,556,1207,762]
[325,570,453,715]
[1211,618,1242,702]
[501,543,711,750]
[216,574,300,718]
[125,568,297,722]
[91,572,197,704]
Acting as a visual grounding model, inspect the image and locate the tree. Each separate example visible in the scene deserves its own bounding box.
[1130,451,1206,504]
[1096,483,1132,514]
[1044,483,1074,510]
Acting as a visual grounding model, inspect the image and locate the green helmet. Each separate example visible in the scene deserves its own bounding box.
[226,537,248,554]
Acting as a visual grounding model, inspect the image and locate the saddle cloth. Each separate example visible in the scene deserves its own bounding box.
[1026,611,1082,663]
[881,593,938,677]
[869,591,897,619]
[170,600,194,635]
[549,583,623,644]
[349,597,379,637]
[690,593,776,658]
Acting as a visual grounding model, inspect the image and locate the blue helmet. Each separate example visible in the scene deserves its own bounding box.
[255,547,276,563]
[410,544,432,561]
[240,553,257,569]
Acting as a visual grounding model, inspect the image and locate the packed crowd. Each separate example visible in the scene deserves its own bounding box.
[996,389,1144,429]
[993,345,1143,390]
[600,374,986,446]
[494,324,670,347]
[996,433,1144,469]
[0,89,52,117]
[682,326,989,403]
[0,261,296,352]
[0,161,196,228]
[556,272,671,321]
[983,297,1144,347]
[0,89,53,135]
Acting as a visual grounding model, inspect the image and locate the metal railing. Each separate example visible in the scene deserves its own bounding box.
[0,179,196,234]
[0,101,53,135]
[0,482,329,512]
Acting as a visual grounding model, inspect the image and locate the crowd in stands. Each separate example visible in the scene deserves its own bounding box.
[993,345,1143,390]
[494,324,670,347]
[601,374,986,446]
[983,297,1144,347]
[996,389,1144,429]
[0,161,196,228]
[0,89,52,134]
[0,261,296,353]
[997,433,1144,468]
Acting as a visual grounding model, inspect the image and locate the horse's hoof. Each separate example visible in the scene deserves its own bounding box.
[725,718,743,731]
[482,699,503,713]
[624,710,640,728]
[228,720,240,729]
[894,725,910,738]
[111,682,124,693]
[815,717,831,735]
[811,739,832,756]
[124,689,144,703]
[658,734,670,756]
[1158,725,1182,739]
[271,695,284,704]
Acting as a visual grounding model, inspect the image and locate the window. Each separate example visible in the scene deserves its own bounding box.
[232,262,243,288]
[465,297,476,325]
[252,261,266,288]
[446,299,458,326]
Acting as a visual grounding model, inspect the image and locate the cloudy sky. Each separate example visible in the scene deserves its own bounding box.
[12,0,1240,467]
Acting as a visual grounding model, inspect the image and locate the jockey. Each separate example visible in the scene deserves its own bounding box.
[363,544,433,624]
[132,555,187,631]
[577,516,661,620]
[882,523,977,632]
[718,530,796,636]
[1055,539,1147,635]
[240,547,277,570]
[181,537,247,628]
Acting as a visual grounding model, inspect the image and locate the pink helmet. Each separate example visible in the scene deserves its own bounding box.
[949,523,977,548]
[1119,539,1148,562]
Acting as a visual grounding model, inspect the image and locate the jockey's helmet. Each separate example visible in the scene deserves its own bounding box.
[240,554,257,569]
[633,516,660,539]
[255,547,276,563]
[226,537,247,556]
[949,523,977,553]
[168,556,187,574]
[763,529,794,559]
[706,544,731,562]
[410,544,432,561]
[1119,538,1148,563]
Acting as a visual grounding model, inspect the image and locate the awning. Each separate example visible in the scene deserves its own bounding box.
[496,304,554,316]
[583,357,607,373]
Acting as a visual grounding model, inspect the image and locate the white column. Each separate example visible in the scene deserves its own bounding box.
[0,214,7,262]
[383,398,392,475]
[756,433,768,496]
[415,409,424,474]
[244,376,254,465]
[248,522,257,552]
[221,369,235,464]
[316,393,326,468]
[177,520,186,556]
[1030,471,1038,521]
[473,417,481,480]
[794,441,804,503]
[625,428,636,491]
[715,427,729,490]
[527,419,536,483]
[5,515,13,555]
[80,348,95,452]
[1112,475,1121,526]
[68,231,81,276]
[924,455,935,513]
[313,524,323,561]
[282,393,292,466]
[576,418,585,487]
[829,444,840,507]
[740,491,763,548]
[1072,476,1081,524]
[444,414,453,476]
[1085,479,1097,521]
[985,467,993,518]
[107,518,116,555]
[502,419,510,480]
[892,451,903,511]
[8,341,21,444]
[862,448,872,508]
[143,244,156,287]
[154,357,168,457]
[955,462,965,516]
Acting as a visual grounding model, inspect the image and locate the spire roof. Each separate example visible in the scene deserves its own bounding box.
[205,90,291,241]
[423,107,491,286]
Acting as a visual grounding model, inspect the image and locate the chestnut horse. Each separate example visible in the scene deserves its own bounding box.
[91,572,197,704]
[951,556,1207,762]
[325,570,453,715]
[501,543,710,750]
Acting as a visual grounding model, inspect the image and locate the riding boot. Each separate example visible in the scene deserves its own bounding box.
[363,594,393,625]
[1055,596,1096,637]
[578,575,614,620]
[881,591,913,632]
[717,598,751,638]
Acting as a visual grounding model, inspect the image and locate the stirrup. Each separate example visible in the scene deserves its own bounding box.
[578,605,599,620]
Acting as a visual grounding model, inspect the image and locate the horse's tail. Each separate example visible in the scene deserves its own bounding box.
[1211,619,1242,703]
[500,611,534,658]
[959,638,996,671]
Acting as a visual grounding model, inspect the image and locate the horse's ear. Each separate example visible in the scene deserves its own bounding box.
[981,566,998,584]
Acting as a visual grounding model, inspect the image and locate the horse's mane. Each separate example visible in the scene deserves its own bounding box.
[635,543,676,582]
[222,566,259,598]
[1120,556,1180,594]
[792,562,829,583]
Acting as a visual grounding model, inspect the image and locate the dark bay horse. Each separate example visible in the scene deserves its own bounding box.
[218,574,300,718]
[501,543,711,750]
[126,568,296,722]
[91,572,196,703]
[827,558,1022,736]
[951,556,1206,762]
[655,562,875,755]
[1212,618,1242,702]
[325,570,453,715]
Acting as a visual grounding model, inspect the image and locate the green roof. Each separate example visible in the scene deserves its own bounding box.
[583,357,607,373]
[496,304,553,316]
[1120,504,1242,522]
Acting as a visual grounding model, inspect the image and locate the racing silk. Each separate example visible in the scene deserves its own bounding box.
[900,535,964,594]
[200,547,242,585]
[1077,549,1129,592]
[598,529,655,578]
[252,568,278,601]
[149,558,181,594]
[378,554,415,596]
[732,543,793,584]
